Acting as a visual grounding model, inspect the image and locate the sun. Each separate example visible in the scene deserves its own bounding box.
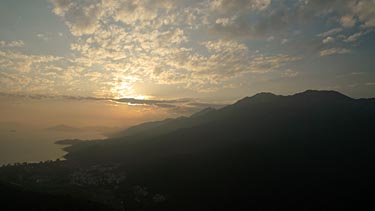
[111,79,150,100]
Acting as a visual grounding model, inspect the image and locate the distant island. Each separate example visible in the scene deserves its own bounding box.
[55,139,83,145]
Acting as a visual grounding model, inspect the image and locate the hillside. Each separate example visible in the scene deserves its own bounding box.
[60,90,375,210]
[1,90,374,210]
[0,181,114,211]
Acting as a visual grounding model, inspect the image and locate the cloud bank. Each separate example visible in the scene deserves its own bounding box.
[1,0,374,98]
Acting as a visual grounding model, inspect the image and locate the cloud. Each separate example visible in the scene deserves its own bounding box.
[319,48,351,57]
[50,0,104,36]
[210,0,271,14]
[281,38,288,44]
[317,28,343,37]
[49,0,375,42]
[202,39,247,53]
[344,31,367,42]
[112,97,186,106]
[283,69,299,78]
[66,16,299,93]
[0,91,228,114]
[0,72,32,93]
[215,17,233,26]
[267,36,275,42]
[50,0,73,16]
[66,3,104,36]
[210,5,290,39]
[0,50,61,73]
[50,0,180,36]
[0,91,177,105]
[322,36,334,44]
[209,0,375,40]
[3,0,370,98]
[0,40,25,48]
[37,33,49,40]
[340,15,356,28]
[108,0,172,25]
[350,0,375,28]
[160,39,300,87]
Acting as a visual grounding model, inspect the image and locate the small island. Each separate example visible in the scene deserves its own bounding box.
[55,139,83,146]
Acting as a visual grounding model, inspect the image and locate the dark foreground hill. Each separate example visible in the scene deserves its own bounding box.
[60,90,375,210]
[0,181,114,211]
[1,90,374,210]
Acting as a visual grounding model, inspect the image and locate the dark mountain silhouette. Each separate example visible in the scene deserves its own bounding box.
[111,107,216,139]
[0,181,114,211]
[1,90,374,210]
[58,90,375,210]
[189,107,216,118]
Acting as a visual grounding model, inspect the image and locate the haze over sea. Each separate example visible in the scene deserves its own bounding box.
[0,122,107,165]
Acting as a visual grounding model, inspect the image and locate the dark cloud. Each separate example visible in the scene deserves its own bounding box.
[112,98,185,105]
[210,0,375,39]
[0,92,221,112]
[0,92,106,101]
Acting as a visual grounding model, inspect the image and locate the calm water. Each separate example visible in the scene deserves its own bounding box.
[0,124,106,165]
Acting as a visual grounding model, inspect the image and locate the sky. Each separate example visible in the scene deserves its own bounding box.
[0,0,375,128]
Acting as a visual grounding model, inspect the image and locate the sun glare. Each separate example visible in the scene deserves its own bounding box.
[111,77,151,100]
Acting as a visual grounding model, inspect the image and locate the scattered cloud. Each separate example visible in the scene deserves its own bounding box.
[0,40,25,48]
[50,0,104,36]
[340,15,356,28]
[283,69,299,78]
[322,36,334,44]
[49,0,73,16]
[37,33,49,41]
[319,48,351,57]
[337,72,364,78]
[267,36,275,42]
[344,31,367,42]
[318,28,343,37]
[1,0,374,98]
[210,0,271,14]
[0,50,61,73]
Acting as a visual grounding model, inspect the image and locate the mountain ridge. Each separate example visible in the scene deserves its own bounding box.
[2,89,374,210]
[64,89,374,160]
[60,89,374,210]
[112,90,363,140]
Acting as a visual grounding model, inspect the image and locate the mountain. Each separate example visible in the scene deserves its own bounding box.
[8,90,375,210]
[58,90,375,209]
[111,107,216,139]
[0,181,114,211]
[189,107,216,118]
